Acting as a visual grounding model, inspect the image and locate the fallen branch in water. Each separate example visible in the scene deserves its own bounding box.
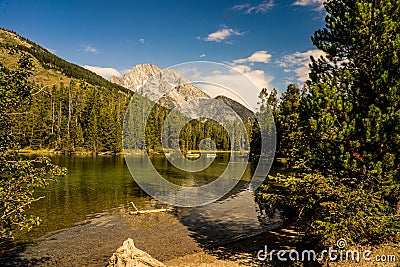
[129,209,170,215]
[129,202,171,215]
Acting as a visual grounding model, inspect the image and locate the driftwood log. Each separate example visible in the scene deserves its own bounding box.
[106,238,165,267]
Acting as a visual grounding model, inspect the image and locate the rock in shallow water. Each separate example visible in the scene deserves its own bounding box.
[106,238,165,267]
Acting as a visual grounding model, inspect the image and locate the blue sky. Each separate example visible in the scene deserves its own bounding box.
[0,0,326,107]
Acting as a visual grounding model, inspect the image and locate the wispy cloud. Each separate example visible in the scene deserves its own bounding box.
[233,50,272,64]
[204,27,244,43]
[292,0,325,10]
[276,49,326,83]
[83,44,97,53]
[139,38,145,44]
[83,65,121,79]
[199,54,206,58]
[233,0,275,14]
[229,51,273,93]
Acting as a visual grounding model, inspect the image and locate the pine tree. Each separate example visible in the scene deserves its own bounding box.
[250,88,277,158]
[259,0,400,248]
[276,84,301,162]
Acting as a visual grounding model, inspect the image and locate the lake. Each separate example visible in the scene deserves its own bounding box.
[0,153,280,265]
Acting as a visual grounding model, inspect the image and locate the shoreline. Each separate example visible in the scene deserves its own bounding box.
[17,148,248,156]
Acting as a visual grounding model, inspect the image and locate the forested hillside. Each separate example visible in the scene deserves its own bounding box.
[0,28,132,153]
[0,28,129,93]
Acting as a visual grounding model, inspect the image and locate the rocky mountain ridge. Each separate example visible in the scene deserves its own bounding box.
[109,64,210,109]
[214,95,254,123]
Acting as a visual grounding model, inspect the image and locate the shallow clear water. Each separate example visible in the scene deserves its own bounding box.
[1,153,280,257]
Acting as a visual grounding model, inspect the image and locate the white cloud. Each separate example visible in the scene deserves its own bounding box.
[231,64,273,92]
[199,54,206,58]
[233,50,272,64]
[177,52,274,110]
[83,44,97,53]
[139,38,145,44]
[233,0,275,14]
[83,65,121,79]
[276,49,326,83]
[228,51,274,98]
[198,51,275,108]
[204,27,244,43]
[292,0,325,10]
[181,66,271,110]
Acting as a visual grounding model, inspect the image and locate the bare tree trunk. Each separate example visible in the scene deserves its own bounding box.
[51,95,55,135]
[58,102,62,147]
[30,113,35,148]
[67,84,71,140]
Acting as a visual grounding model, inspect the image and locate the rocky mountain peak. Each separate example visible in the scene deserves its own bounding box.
[109,64,210,108]
[109,64,162,92]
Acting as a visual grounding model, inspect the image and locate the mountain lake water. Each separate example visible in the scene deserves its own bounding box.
[0,153,281,266]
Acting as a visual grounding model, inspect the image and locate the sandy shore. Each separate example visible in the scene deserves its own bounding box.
[1,208,398,267]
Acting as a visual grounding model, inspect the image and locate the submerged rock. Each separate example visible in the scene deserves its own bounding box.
[106,238,165,267]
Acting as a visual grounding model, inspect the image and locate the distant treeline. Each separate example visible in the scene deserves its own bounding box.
[123,96,251,152]
[11,80,129,153]
[9,71,251,154]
